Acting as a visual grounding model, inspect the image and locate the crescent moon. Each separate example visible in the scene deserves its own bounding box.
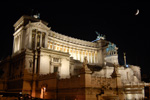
[135,9,139,15]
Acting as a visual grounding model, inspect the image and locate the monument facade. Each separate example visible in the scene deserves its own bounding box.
[0,15,148,100]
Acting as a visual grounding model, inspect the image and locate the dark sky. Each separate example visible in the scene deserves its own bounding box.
[0,2,150,75]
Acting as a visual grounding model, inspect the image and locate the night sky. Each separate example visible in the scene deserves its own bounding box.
[0,2,150,75]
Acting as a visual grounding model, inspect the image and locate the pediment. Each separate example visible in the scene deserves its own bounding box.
[29,21,51,30]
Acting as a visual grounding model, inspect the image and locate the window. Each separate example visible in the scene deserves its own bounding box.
[54,66,58,73]
[32,33,35,49]
[32,30,36,49]
[54,45,56,50]
[67,47,69,52]
[60,48,62,51]
[49,42,52,49]
[32,30,46,48]
[29,60,32,68]
[64,47,66,52]
[37,32,41,47]
[53,58,59,62]
[50,45,52,49]
[42,32,46,47]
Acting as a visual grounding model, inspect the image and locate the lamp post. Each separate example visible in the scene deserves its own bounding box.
[123,52,126,67]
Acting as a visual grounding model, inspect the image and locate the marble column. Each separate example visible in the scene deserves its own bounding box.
[82,51,85,62]
[79,50,81,62]
[34,52,38,74]
[87,51,89,63]
[52,41,54,50]
[76,50,78,60]
[40,32,42,47]
[62,45,64,52]
[20,34,22,50]
[93,52,95,63]
[95,51,97,63]
[35,31,37,49]
[13,37,16,52]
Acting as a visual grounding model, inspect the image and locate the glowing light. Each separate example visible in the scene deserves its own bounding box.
[43,87,46,92]
[126,64,129,67]
[135,9,139,16]
[20,97,23,99]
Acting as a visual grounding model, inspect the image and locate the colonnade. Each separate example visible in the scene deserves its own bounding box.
[32,29,46,49]
[47,41,98,63]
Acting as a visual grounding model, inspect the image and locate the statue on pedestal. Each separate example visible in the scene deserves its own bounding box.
[83,56,88,69]
[80,56,92,74]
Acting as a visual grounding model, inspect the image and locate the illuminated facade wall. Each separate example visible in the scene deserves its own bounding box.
[13,29,22,53]
[0,15,147,100]
[12,16,100,65]
[47,31,98,64]
[11,15,142,80]
[12,15,111,67]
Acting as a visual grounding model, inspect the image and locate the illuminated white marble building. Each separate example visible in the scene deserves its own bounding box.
[12,15,109,78]
[0,15,149,100]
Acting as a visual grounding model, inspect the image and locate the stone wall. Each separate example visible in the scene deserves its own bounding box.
[36,71,118,100]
